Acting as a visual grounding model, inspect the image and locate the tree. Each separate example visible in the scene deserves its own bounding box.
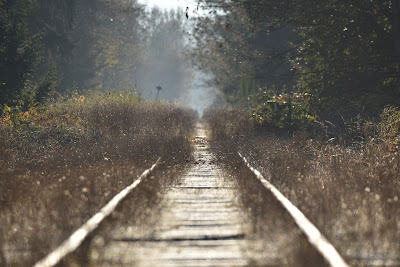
[193,0,400,116]
[190,1,298,105]
[56,0,145,91]
[135,7,194,101]
[30,0,76,68]
[0,0,55,107]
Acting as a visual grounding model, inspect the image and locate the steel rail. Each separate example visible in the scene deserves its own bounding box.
[33,158,161,267]
[238,152,348,267]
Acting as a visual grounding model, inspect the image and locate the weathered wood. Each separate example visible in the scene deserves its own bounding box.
[91,127,249,266]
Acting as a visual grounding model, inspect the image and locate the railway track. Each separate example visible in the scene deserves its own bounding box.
[34,124,348,266]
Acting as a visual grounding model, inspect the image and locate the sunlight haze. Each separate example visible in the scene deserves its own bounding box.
[138,0,197,10]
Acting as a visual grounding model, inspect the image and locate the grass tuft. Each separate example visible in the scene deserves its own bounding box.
[205,107,400,265]
[0,92,195,266]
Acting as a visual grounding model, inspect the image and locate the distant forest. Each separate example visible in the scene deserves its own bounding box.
[1,0,400,122]
[0,0,192,108]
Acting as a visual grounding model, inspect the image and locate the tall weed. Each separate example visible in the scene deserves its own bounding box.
[0,92,195,266]
[206,107,400,264]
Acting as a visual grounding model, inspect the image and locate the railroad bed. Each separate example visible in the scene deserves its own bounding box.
[35,125,347,266]
[89,127,248,266]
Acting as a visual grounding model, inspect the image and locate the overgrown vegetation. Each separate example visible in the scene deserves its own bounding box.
[0,93,195,266]
[196,1,400,262]
[191,0,400,123]
[0,0,57,108]
[0,0,192,111]
[205,107,400,265]
[0,1,197,265]
[1,0,400,264]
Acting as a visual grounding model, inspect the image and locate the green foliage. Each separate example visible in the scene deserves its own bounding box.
[289,0,400,114]
[26,0,76,72]
[378,106,400,151]
[0,0,149,109]
[0,0,38,106]
[58,0,146,91]
[195,0,400,119]
[252,92,316,130]
[0,0,58,108]
[190,4,296,105]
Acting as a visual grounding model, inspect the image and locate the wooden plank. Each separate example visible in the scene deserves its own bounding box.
[92,127,248,266]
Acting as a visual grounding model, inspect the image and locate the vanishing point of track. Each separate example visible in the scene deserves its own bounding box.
[35,124,348,267]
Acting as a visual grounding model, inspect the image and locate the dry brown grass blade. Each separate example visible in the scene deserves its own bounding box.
[204,107,400,265]
[33,158,160,267]
[239,152,348,267]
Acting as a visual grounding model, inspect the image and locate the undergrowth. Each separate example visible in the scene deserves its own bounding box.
[0,92,195,266]
[0,92,194,169]
[205,106,400,266]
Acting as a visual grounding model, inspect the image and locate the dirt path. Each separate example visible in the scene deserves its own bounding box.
[89,125,250,266]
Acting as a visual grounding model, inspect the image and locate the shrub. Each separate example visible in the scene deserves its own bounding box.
[0,92,195,266]
[205,106,400,264]
[378,106,400,151]
[251,92,317,130]
[203,108,254,140]
[0,92,195,170]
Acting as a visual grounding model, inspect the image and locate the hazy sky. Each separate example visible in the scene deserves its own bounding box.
[137,0,216,114]
[138,0,199,10]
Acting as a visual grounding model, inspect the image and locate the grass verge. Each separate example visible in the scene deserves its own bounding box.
[205,108,400,266]
[0,92,195,266]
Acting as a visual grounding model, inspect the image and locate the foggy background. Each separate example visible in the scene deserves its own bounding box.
[134,2,216,113]
[0,0,217,114]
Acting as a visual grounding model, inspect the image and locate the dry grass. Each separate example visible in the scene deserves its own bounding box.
[64,160,189,266]
[205,108,400,266]
[1,92,194,169]
[0,92,195,266]
[212,142,327,266]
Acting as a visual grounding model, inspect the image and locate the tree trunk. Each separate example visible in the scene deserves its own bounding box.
[393,0,400,61]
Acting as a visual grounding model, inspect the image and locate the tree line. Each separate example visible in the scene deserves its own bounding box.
[0,0,190,109]
[191,0,400,126]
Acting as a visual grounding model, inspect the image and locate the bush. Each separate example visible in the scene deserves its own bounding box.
[251,92,317,131]
[0,91,195,170]
[203,108,254,140]
[378,106,400,151]
[0,92,195,266]
[205,106,400,264]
